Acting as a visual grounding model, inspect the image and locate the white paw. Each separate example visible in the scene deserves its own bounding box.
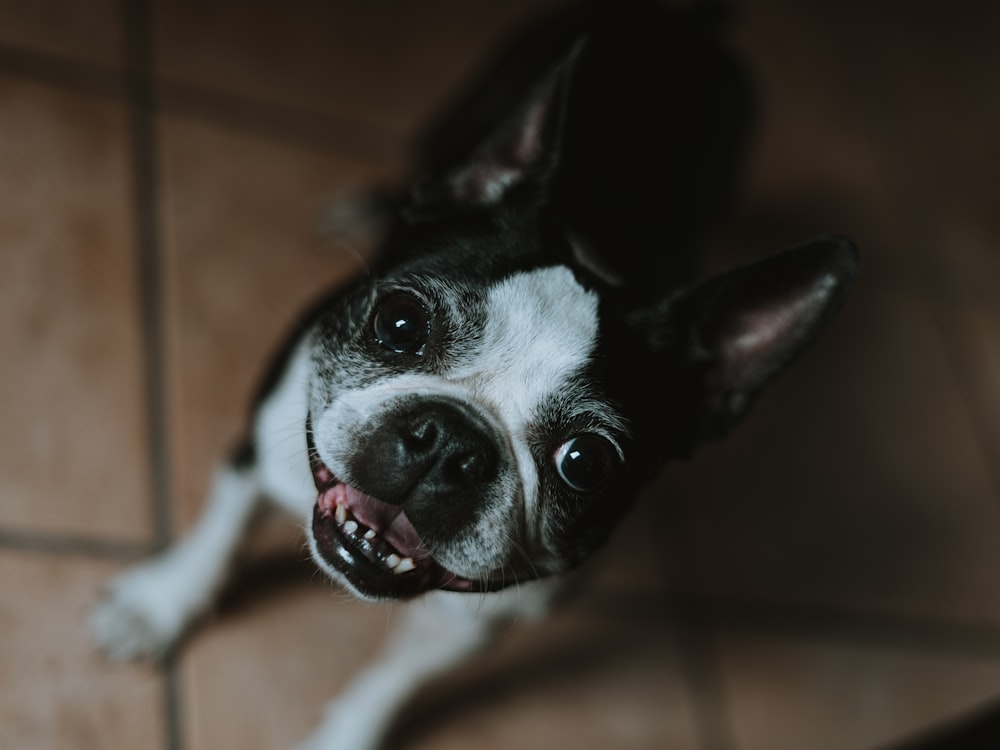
[90,562,192,661]
[291,724,372,750]
[291,688,396,750]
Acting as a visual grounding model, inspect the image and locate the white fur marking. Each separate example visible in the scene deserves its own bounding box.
[254,340,317,518]
[466,266,600,523]
[477,266,598,420]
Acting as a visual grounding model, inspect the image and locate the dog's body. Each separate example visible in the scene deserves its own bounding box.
[92,3,858,748]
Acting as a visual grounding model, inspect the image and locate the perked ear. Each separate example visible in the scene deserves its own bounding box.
[637,235,860,443]
[427,43,580,208]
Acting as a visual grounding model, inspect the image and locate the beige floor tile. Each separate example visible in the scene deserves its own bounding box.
[0,0,123,67]
[0,549,166,750]
[406,600,700,750]
[158,116,398,530]
[153,0,567,140]
[581,489,678,597]
[928,220,1000,311]
[849,7,1000,310]
[681,3,1000,624]
[655,279,1000,623]
[966,309,1000,453]
[734,1,891,217]
[735,1,1000,307]
[839,3,1000,223]
[0,74,152,542]
[716,631,1000,750]
[180,573,393,750]
[178,566,698,750]
[944,305,1000,476]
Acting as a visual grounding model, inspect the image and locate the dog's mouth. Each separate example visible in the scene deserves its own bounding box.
[308,454,503,600]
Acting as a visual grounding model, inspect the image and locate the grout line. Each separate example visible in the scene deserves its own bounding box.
[684,595,1000,660]
[673,609,735,750]
[0,42,402,164]
[0,529,153,561]
[162,653,184,750]
[158,81,404,163]
[121,0,172,554]
[119,2,184,749]
[584,592,1000,659]
[0,43,124,99]
[654,494,736,750]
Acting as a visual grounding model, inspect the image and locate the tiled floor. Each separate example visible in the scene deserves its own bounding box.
[1,1,999,749]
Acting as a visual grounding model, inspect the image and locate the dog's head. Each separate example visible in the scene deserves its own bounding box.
[305,50,858,601]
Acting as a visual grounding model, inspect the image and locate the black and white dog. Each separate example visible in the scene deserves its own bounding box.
[93,2,858,748]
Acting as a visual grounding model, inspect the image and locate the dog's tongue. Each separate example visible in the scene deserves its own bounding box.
[318,484,428,561]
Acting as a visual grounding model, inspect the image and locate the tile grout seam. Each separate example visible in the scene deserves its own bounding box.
[119,1,183,749]
[663,493,736,750]
[668,594,1000,660]
[0,41,402,163]
[0,529,152,561]
[121,0,172,557]
[674,606,736,750]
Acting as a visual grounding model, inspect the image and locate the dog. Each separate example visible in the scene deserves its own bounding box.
[91,2,859,748]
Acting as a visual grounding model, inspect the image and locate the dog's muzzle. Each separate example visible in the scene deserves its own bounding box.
[306,405,520,600]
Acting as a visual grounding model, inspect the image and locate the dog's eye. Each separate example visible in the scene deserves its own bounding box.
[373,293,431,355]
[554,435,618,493]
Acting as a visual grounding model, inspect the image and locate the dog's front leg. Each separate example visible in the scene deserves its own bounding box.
[297,582,560,750]
[90,459,263,660]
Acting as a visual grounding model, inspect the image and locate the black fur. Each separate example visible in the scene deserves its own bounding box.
[253,0,858,596]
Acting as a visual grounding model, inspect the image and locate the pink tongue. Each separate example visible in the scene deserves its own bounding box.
[318,484,430,561]
[385,511,428,560]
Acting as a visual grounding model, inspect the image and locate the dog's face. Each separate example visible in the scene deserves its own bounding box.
[304,51,858,601]
[307,257,624,599]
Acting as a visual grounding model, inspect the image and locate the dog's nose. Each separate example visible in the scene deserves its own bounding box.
[357,399,502,508]
[401,410,495,487]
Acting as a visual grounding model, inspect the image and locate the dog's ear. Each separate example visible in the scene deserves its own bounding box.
[415,44,580,211]
[632,235,859,443]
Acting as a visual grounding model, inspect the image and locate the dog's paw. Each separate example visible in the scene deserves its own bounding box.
[90,564,190,661]
[291,727,370,750]
[292,691,396,750]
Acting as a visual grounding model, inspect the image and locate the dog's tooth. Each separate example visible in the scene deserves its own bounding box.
[364,528,376,541]
[385,553,401,569]
[334,503,347,525]
[393,557,416,574]
[344,520,358,535]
